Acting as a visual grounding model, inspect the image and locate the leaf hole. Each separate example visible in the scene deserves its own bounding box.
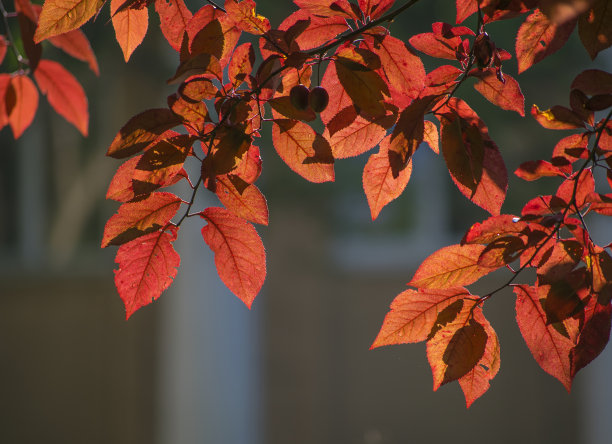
[539,40,546,47]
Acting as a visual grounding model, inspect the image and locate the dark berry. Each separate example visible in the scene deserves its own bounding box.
[289,84,310,111]
[309,86,329,113]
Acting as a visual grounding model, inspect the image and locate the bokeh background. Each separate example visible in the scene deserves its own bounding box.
[1,1,612,443]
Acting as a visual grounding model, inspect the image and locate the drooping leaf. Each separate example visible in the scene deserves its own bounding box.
[33,59,88,135]
[515,160,567,181]
[427,298,488,389]
[388,98,429,170]
[271,119,334,183]
[215,176,269,226]
[34,0,105,43]
[371,287,472,348]
[471,69,525,116]
[49,29,100,75]
[457,307,500,407]
[571,298,612,375]
[5,73,39,139]
[531,104,586,129]
[16,0,42,70]
[408,244,498,289]
[515,10,576,73]
[102,191,183,247]
[514,284,575,391]
[107,109,183,158]
[0,74,11,129]
[111,0,149,62]
[114,227,180,319]
[155,0,192,51]
[423,120,439,154]
[201,207,266,308]
[363,135,413,220]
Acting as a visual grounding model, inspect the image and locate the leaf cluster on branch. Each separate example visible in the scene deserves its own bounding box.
[1,0,612,406]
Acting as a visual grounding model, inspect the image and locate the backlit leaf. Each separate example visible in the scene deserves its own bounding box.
[515,160,567,181]
[272,119,334,183]
[107,156,141,202]
[423,120,439,154]
[155,0,192,51]
[540,0,595,24]
[49,29,99,75]
[34,59,88,136]
[34,0,105,43]
[471,69,525,116]
[228,42,255,88]
[388,98,428,171]
[359,0,395,19]
[293,0,355,19]
[102,191,182,247]
[462,214,527,245]
[371,287,471,348]
[514,285,574,391]
[111,0,149,62]
[188,5,240,67]
[215,176,269,226]
[225,0,270,35]
[6,73,39,139]
[408,244,498,289]
[571,298,612,375]
[531,104,585,129]
[0,74,11,129]
[201,207,266,308]
[107,109,183,158]
[278,9,347,51]
[114,227,180,319]
[0,36,7,65]
[363,135,413,220]
[515,10,576,73]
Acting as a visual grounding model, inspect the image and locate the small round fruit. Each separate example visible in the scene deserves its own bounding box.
[290,84,310,111]
[309,86,329,113]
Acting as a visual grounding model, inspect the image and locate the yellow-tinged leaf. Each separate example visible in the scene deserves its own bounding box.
[111,0,149,62]
[34,0,105,43]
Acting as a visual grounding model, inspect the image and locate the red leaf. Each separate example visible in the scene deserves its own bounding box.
[228,42,255,88]
[0,35,7,65]
[388,98,430,169]
[531,104,585,130]
[514,284,575,391]
[33,59,88,136]
[107,109,183,158]
[293,0,355,19]
[420,65,462,97]
[571,69,612,95]
[515,10,576,73]
[363,135,413,220]
[114,227,180,319]
[111,0,149,62]
[423,120,439,154]
[471,69,525,116]
[319,54,354,125]
[426,299,488,389]
[107,156,141,202]
[102,191,182,247]
[515,160,567,181]
[201,207,266,308]
[187,5,240,67]
[34,0,105,42]
[571,299,612,375]
[457,307,500,407]
[408,244,498,289]
[359,0,395,19]
[462,214,528,244]
[155,0,192,51]
[6,73,39,139]
[49,29,100,75]
[0,74,11,130]
[271,119,335,183]
[278,9,347,51]
[215,176,269,226]
[409,23,463,60]
[224,0,270,35]
[371,287,472,348]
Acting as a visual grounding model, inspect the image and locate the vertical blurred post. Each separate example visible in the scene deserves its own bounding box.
[156,188,262,444]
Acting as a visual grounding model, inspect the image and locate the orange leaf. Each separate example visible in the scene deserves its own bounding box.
[201,207,266,308]
[215,176,269,226]
[293,0,355,19]
[363,135,413,220]
[515,160,567,181]
[359,0,395,19]
[0,35,7,65]
[471,69,525,116]
[34,0,105,43]
[111,0,149,62]
[408,244,498,289]
[426,298,488,390]
[278,9,347,51]
[228,42,255,88]
[515,10,576,73]
[49,29,99,75]
[155,0,192,51]
[224,0,270,35]
[102,191,182,247]
[188,5,240,67]
[457,308,500,407]
[319,55,354,125]
[34,59,88,135]
[271,119,334,183]
[423,120,439,154]
[462,214,527,245]
[531,104,585,129]
[371,287,472,348]
[107,156,141,202]
[514,284,575,391]
[107,109,183,158]
[388,97,428,169]
[114,227,180,319]
[6,73,39,139]
[0,74,11,130]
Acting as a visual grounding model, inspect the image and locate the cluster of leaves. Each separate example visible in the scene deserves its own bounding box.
[2,0,612,406]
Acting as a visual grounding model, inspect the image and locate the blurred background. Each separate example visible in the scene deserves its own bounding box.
[1,1,612,443]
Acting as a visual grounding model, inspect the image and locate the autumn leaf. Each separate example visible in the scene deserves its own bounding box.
[228,42,255,88]
[107,156,141,202]
[201,207,266,308]
[423,120,439,154]
[5,73,39,139]
[571,69,612,96]
[271,119,334,183]
[114,227,180,319]
[363,135,413,220]
[371,287,472,348]
[571,298,612,376]
[224,0,270,35]
[34,0,105,43]
[49,29,99,75]
[515,160,567,181]
[34,59,89,136]
[0,74,11,129]
[111,0,149,62]
[187,5,240,67]
[531,104,586,130]
[462,214,527,245]
[155,0,192,51]
[293,0,356,19]
[102,191,183,247]
[215,176,269,226]
[278,9,347,51]
[515,10,576,73]
[388,98,428,171]
[107,109,183,158]
[514,285,575,391]
[408,244,498,289]
[471,69,525,116]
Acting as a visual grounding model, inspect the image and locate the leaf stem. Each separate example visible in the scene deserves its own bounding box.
[0,0,26,67]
